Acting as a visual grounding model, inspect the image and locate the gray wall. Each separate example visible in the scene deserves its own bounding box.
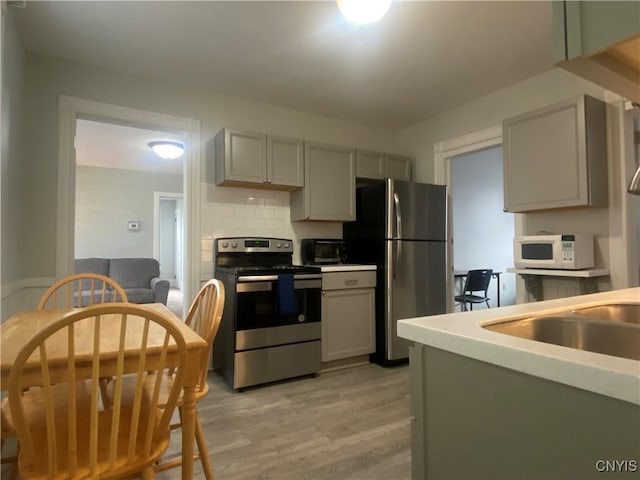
[19,53,401,280]
[451,146,516,307]
[1,10,25,287]
[75,165,182,259]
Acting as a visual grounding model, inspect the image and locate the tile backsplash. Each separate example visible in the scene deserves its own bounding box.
[200,183,342,279]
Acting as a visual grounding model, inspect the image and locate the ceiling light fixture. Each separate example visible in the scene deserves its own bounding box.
[149,141,184,160]
[337,0,392,24]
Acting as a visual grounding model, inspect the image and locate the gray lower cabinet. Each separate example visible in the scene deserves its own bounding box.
[291,142,356,221]
[356,150,412,181]
[409,345,640,480]
[321,271,376,362]
[503,95,607,213]
[213,128,304,189]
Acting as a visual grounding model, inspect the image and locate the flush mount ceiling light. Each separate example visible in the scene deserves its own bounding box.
[149,141,184,160]
[337,0,392,24]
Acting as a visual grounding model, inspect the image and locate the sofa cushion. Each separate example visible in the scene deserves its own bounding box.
[122,288,155,304]
[74,258,112,290]
[109,258,161,289]
[75,258,110,277]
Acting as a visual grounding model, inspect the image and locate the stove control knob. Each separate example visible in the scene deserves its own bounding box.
[284,242,290,248]
[221,242,229,248]
[276,242,282,248]
[231,242,238,249]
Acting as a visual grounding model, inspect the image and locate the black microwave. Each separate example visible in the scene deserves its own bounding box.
[301,239,347,265]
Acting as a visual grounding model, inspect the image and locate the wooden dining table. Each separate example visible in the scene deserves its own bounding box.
[0,303,207,480]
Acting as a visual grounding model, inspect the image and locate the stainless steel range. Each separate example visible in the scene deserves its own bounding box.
[213,237,322,390]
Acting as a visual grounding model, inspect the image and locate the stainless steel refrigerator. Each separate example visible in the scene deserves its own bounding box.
[343,179,447,365]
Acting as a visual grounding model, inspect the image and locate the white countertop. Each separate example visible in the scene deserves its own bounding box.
[398,288,640,405]
[319,264,377,273]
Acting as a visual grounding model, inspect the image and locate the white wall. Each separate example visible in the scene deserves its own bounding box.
[20,54,401,284]
[200,184,342,280]
[1,10,26,320]
[399,67,631,297]
[450,146,516,308]
[75,165,182,259]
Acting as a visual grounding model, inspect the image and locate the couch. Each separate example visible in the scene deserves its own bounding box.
[74,258,170,305]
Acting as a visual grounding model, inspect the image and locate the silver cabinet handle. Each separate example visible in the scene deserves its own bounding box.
[345,279,358,286]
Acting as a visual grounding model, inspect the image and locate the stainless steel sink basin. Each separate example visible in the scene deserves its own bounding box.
[485,313,640,361]
[569,303,640,325]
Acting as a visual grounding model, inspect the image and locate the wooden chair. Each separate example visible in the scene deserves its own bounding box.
[37,272,128,310]
[1,274,129,478]
[139,279,225,479]
[7,304,188,479]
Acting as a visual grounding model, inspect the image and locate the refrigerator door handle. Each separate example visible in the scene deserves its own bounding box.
[393,192,402,238]
[394,193,402,277]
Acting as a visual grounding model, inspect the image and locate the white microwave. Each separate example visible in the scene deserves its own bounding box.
[514,234,594,270]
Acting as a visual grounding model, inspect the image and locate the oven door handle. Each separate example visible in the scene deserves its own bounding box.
[237,274,322,282]
[236,277,322,293]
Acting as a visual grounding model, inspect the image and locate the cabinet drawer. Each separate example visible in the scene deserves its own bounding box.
[322,271,376,290]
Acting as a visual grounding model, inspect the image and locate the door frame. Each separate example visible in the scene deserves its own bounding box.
[434,125,526,310]
[57,95,201,307]
[153,192,184,288]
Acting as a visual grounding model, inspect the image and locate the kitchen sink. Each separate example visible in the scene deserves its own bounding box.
[484,304,640,361]
[569,303,640,325]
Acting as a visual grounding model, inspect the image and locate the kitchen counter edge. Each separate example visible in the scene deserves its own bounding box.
[398,287,640,405]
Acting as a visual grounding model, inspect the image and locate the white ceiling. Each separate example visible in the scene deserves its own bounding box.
[76,120,184,174]
[13,0,554,130]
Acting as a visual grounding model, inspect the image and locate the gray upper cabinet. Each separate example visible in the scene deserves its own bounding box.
[553,1,640,103]
[503,95,607,213]
[213,128,303,189]
[384,154,412,181]
[356,150,412,181]
[356,150,385,179]
[291,142,356,221]
[266,135,304,187]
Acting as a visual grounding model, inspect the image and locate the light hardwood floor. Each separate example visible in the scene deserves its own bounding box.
[1,363,410,480]
[158,363,411,480]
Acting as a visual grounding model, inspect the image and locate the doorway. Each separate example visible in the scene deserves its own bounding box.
[57,96,201,312]
[450,146,516,310]
[155,192,185,316]
[434,125,525,310]
[74,119,186,313]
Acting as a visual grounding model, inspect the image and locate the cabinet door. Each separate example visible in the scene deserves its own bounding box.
[291,142,355,221]
[267,135,304,187]
[321,288,375,362]
[356,150,384,179]
[385,154,412,181]
[217,129,266,185]
[503,97,592,212]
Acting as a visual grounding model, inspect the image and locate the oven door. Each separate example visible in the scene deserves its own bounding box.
[235,274,321,330]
